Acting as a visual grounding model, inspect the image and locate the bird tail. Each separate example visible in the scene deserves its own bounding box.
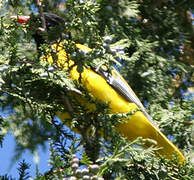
[116,111,185,164]
[150,125,185,163]
[142,110,185,162]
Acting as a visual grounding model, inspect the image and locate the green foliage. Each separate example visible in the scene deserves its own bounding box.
[0,160,30,180]
[0,174,15,180]
[0,0,193,179]
[17,160,30,180]
[97,137,194,180]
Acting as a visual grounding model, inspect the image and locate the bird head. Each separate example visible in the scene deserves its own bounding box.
[10,13,68,48]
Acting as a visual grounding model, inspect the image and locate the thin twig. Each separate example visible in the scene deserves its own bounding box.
[36,0,46,31]
[61,91,75,117]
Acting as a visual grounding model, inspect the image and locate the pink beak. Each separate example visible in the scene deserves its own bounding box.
[10,15,30,24]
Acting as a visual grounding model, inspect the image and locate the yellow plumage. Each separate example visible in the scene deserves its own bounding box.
[42,42,185,163]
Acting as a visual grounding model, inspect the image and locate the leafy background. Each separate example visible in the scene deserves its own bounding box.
[0,0,193,179]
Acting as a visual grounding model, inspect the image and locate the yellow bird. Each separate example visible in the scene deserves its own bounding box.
[10,13,185,163]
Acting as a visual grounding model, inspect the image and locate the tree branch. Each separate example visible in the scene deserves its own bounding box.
[36,0,46,31]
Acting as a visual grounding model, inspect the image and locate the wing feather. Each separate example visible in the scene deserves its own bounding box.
[75,43,157,127]
[97,67,158,127]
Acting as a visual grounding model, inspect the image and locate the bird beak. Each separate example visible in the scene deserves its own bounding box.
[9,15,30,24]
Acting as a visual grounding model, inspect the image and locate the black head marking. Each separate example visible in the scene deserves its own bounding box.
[31,13,67,49]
